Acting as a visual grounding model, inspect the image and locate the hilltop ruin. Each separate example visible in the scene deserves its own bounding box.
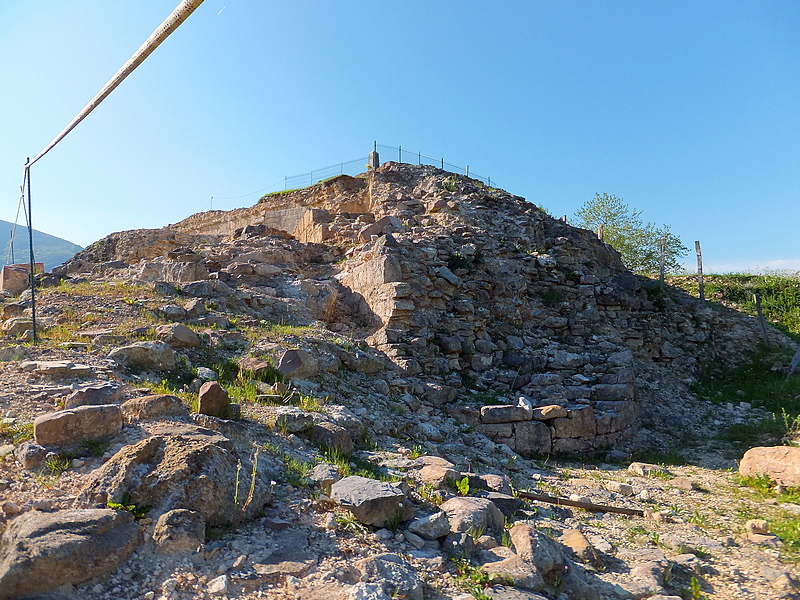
[56,161,794,456]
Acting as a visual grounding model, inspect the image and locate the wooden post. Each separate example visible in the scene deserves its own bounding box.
[659,236,666,288]
[754,293,770,347]
[695,241,704,303]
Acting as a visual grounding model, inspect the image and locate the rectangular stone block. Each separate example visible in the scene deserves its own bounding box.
[0,263,43,296]
[550,405,596,439]
[34,404,123,447]
[531,405,567,421]
[514,420,551,457]
[478,423,514,438]
[592,384,635,401]
[594,411,614,435]
[480,404,532,424]
[552,437,593,454]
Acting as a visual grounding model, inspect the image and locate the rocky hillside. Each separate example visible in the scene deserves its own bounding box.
[0,162,798,599]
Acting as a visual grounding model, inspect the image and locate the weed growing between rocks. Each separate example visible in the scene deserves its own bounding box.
[734,472,800,559]
[107,493,150,520]
[79,436,111,457]
[452,558,509,600]
[0,421,33,443]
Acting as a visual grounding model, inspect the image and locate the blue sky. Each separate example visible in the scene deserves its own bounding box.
[1,1,798,273]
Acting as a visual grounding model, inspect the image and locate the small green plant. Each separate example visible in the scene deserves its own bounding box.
[297,394,325,413]
[770,513,800,554]
[43,455,71,476]
[467,525,486,542]
[283,454,313,487]
[408,445,425,459]
[627,525,649,541]
[80,437,111,457]
[335,510,368,535]
[448,252,471,271]
[694,545,711,559]
[107,493,150,519]
[685,576,709,600]
[415,482,444,506]
[500,529,513,548]
[688,510,710,528]
[441,176,459,192]
[386,507,406,532]
[452,558,493,600]
[0,421,33,444]
[734,472,774,495]
[455,476,471,497]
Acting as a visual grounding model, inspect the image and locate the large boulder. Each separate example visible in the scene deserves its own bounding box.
[277,349,318,379]
[108,341,176,371]
[739,446,800,486]
[34,404,123,448]
[0,509,140,600]
[330,476,414,527]
[197,381,230,418]
[309,421,354,455]
[354,553,423,600]
[156,323,201,347]
[77,426,272,526]
[152,509,205,555]
[440,496,505,535]
[121,394,190,423]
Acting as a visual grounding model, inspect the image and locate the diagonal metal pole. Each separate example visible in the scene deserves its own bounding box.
[29,0,205,167]
[24,161,37,343]
[21,0,205,343]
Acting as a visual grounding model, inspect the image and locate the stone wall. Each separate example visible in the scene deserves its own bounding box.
[54,162,796,454]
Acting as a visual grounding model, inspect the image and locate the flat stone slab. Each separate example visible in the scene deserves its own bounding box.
[20,361,93,376]
[0,509,140,600]
[331,476,414,527]
[34,404,123,447]
[252,529,315,577]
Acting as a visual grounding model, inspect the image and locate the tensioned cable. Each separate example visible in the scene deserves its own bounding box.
[27,0,205,168]
[16,0,206,344]
[6,191,26,265]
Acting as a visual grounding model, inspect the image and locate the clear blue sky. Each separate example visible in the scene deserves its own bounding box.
[1,1,798,273]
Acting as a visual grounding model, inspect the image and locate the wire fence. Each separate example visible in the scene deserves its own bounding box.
[282,156,369,191]
[375,144,493,187]
[211,143,495,207]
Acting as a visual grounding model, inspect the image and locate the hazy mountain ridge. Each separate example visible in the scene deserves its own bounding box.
[0,219,83,271]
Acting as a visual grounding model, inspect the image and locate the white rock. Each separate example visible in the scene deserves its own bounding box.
[207,574,228,595]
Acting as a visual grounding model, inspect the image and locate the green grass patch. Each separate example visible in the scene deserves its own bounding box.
[693,350,800,447]
[0,421,33,444]
[693,351,800,414]
[735,472,800,504]
[771,515,800,554]
[669,272,800,340]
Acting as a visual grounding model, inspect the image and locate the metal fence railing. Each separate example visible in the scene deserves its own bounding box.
[375,144,493,187]
[282,156,369,191]
[211,143,496,206]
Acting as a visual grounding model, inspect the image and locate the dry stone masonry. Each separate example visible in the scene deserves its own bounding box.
[0,161,798,599]
[53,161,794,454]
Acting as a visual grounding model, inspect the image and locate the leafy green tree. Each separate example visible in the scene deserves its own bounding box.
[574,193,688,275]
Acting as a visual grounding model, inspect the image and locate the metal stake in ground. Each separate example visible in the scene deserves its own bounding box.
[24,161,37,344]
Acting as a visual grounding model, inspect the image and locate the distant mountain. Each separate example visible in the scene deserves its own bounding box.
[0,219,83,272]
